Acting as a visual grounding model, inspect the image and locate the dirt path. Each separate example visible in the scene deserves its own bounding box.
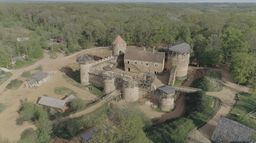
[187,69,250,143]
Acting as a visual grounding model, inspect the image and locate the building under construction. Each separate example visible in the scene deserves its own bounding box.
[77,35,191,112]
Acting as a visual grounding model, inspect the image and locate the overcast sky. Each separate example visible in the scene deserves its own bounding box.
[1,0,256,3]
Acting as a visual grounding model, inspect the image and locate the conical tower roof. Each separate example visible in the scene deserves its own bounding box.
[112,35,126,45]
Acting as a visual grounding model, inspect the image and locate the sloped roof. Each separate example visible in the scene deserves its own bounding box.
[124,47,165,64]
[112,35,126,45]
[158,85,175,95]
[168,43,191,54]
[38,95,66,110]
[32,72,48,81]
[211,117,255,143]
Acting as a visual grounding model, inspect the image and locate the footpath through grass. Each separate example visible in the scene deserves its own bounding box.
[228,92,256,130]
[0,71,12,85]
[146,92,220,143]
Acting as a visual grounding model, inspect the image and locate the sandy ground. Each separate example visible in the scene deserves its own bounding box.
[0,47,111,142]
[187,68,251,143]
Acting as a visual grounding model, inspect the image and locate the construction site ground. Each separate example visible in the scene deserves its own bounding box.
[0,47,111,142]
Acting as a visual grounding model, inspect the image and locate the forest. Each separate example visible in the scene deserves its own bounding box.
[0,3,255,85]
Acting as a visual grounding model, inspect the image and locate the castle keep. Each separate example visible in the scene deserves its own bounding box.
[78,35,191,112]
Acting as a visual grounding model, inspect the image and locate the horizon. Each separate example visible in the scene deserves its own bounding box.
[1,0,256,3]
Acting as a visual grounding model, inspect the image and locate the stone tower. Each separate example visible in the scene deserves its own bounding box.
[160,97,175,112]
[77,55,94,86]
[112,35,127,56]
[157,85,176,112]
[166,43,190,79]
[102,71,116,94]
[122,78,139,102]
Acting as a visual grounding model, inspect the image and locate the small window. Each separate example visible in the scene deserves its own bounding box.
[135,62,137,64]
[146,63,149,66]
[127,61,129,64]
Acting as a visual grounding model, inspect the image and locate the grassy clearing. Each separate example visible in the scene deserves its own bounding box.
[146,92,220,143]
[15,59,35,69]
[0,71,12,85]
[174,79,184,86]
[54,86,76,96]
[88,85,104,97]
[192,76,223,92]
[228,92,256,130]
[6,79,23,89]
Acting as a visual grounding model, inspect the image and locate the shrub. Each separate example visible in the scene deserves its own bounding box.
[17,101,52,143]
[17,102,37,124]
[228,92,256,130]
[54,86,75,95]
[6,79,23,89]
[192,76,223,91]
[69,98,85,112]
[18,128,37,143]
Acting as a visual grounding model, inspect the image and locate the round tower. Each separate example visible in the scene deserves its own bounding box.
[77,55,94,86]
[160,97,175,112]
[168,43,190,79]
[112,35,127,56]
[102,72,116,94]
[122,79,139,102]
[157,85,176,112]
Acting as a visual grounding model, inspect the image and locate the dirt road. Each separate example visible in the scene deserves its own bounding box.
[187,69,250,143]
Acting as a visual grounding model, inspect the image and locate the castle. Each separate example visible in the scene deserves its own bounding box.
[77,35,190,112]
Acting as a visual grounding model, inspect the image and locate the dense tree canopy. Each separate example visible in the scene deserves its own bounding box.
[0,3,255,83]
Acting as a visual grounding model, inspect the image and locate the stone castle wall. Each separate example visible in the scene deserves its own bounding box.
[168,53,190,79]
[124,59,164,73]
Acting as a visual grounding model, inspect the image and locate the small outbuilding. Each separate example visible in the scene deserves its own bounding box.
[37,95,75,111]
[211,117,256,143]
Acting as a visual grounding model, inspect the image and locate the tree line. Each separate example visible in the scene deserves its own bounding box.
[0,3,255,85]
